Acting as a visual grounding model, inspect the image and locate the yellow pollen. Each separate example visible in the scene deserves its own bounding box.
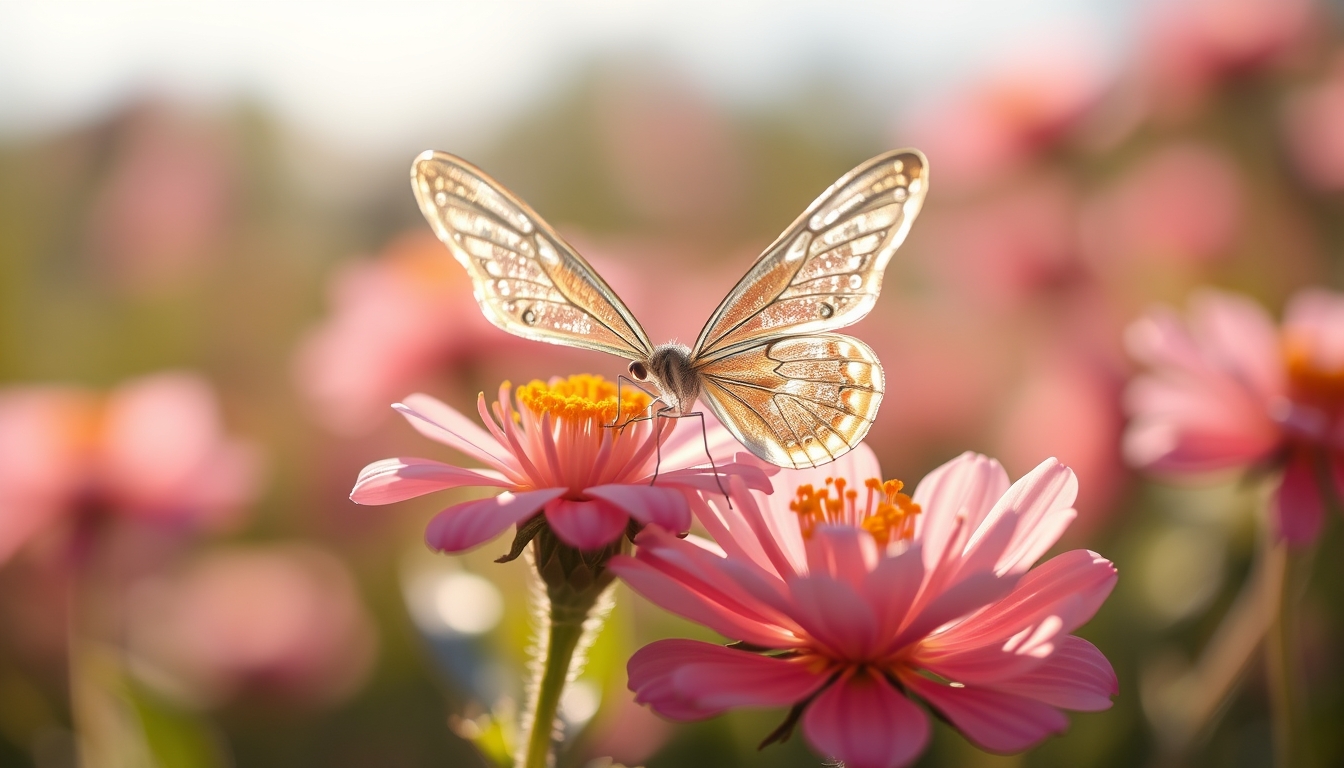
[789,475,921,546]
[514,373,652,424]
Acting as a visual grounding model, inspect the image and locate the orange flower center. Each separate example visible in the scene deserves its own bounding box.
[1285,335,1344,409]
[515,373,652,426]
[789,476,921,547]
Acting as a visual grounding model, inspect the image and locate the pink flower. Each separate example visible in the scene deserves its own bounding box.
[612,447,1117,768]
[350,375,771,552]
[0,372,261,564]
[295,231,535,435]
[126,543,378,707]
[1080,142,1244,268]
[1283,56,1344,191]
[903,45,1109,191]
[1125,288,1344,544]
[1141,0,1313,118]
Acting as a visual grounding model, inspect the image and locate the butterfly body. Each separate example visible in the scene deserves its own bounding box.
[634,343,701,416]
[412,149,927,468]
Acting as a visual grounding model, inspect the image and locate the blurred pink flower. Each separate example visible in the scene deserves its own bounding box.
[614,447,1117,768]
[296,231,532,435]
[1125,288,1344,543]
[1283,56,1344,191]
[0,372,261,564]
[127,543,377,707]
[920,173,1084,308]
[1141,0,1313,118]
[904,45,1109,190]
[993,352,1127,541]
[351,375,771,552]
[85,103,236,291]
[1081,143,1244,268]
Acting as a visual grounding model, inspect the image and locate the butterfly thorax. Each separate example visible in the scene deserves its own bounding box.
[644,344,701,415]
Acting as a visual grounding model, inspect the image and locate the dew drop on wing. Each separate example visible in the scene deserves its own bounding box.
[522,308,537,325]
[819,303,834,319]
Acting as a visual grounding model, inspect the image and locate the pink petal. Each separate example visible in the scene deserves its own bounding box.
[393,395,514,471]
[350,458,509,505]
[654,461,774,495]
[611,530,800,648]
[787,574,880,659]
[1274,454,1325,546]
[424,487,565,553]
[802,667,930,768]
[925,549,1116,662]
[627,639,828,721]
[804,525,879,588]
[991,636,1117,712]
[1123,378,1279,471]
[587,484,690,533]
[861,545,926,641]
[891,571,1014,652]
[1189,289,1285,401]
[780,443,883,507]
[544,497,629,550]
[901,672,1069,753]
[911,452,1010,572]
[962,458,1077,578]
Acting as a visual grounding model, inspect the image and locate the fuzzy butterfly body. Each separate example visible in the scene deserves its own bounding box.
[411,149,928,468]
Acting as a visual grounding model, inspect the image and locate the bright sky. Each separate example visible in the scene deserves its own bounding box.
[0,1,1138,157]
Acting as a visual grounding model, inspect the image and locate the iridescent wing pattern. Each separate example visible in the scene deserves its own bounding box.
[692,149,927,362]
[695,334,884,468]
[411,151,654,360]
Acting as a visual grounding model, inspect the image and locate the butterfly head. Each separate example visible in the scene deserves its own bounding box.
[633,344,701,416]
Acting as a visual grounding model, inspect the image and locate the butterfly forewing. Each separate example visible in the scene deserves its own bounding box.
[696,334,885,468]
[692,149,928,361]
[412,151,653,360]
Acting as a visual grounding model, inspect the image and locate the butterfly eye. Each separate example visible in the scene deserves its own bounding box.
[628,361,649,381]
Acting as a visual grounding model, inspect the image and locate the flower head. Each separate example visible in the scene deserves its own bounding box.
[612,446,1117,768]
[1125,288,1344,543]
[0,372,261,564]
[350,374,772,553]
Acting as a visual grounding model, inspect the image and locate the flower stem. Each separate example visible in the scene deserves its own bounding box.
[521,604,591,768]
[1266,547,1306,768]
[519,527,621,768]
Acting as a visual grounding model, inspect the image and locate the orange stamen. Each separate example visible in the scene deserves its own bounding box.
[515,373,652,425]
[789,475,921,545]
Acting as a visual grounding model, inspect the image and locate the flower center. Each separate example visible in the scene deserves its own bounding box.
[789,476,921,547]
[1285,335,1344,408]
[515,374,652,426]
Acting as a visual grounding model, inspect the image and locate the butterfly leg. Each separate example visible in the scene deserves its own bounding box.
[608,374,662,430]
[648,408,731,508]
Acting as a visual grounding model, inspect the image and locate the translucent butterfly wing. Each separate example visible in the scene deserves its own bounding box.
[692,149,928,362]
[411,151,654,360]
[696,334,884,468]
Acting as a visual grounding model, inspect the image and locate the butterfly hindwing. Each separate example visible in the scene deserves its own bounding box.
[692,149,927,362]
[411,151,654,360]
[695,334,884,469]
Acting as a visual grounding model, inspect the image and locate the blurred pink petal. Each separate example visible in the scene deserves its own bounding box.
[618,446,1116,766]
[1141,0,1313,118]
[126,543,377,707]
[0,373,260,563]
[1283,58,1344,190]
[1080,143,1243,268]
[356,375,768,553]
[904,46,1109,190]
[901,673,1069,754]
[295,231,532,435]
[1126,287,1344,544]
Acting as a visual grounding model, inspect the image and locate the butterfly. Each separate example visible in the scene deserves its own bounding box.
[411,149,927,469]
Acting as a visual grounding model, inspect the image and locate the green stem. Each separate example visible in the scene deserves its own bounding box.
[521,608,590,768]
[518,526,621,768]
[1266,549,1302,768]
